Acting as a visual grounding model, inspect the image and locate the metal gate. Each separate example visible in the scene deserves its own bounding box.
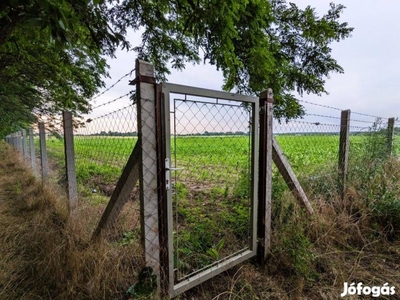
[161,83,259,297]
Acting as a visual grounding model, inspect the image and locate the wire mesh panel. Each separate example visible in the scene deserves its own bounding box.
[70,103,140,237]
[348,119,392,178]
[74,104,138,190]
[273,118,341,192]
[272,104,396,203]
[162,83,259,296]
[394,122,400,155]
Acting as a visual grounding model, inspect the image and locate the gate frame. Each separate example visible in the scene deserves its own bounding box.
[161,82,260,297]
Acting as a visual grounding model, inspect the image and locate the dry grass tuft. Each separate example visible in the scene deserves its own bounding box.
[0,143,143,300]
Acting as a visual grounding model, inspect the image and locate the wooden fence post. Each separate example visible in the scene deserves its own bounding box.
[387,117,395,156]
[29,127,37,172]
[272,138,314,214]
[338,109,351,199]
[92,142,141,239]
[257,89,273,265]
[63,111,78,212]
[39,122,48,180]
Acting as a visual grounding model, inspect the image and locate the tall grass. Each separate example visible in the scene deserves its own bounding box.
[0,143,145,300]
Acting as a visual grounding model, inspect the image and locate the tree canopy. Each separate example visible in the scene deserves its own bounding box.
[0,0,353,137]
[0,0,125,136]
[111,0,353,119]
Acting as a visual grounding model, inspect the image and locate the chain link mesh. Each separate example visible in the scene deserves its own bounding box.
[170,96,254,282]
[73,102,140,235]
[75,104,138,181]
[272,111,396,203]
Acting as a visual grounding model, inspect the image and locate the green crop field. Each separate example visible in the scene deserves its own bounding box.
[41,134,338,179]
[39,132,399,187]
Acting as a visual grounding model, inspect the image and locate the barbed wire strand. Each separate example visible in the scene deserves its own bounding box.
[305,113,377,124]
[275,119,340,128]
[298,99,384,119]
[276,119,369,131]
[90,68,136,102]
[91,91,135,110]
[89,104,136,122]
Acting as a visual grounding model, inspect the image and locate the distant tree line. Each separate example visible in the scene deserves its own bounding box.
[76,131,138,137]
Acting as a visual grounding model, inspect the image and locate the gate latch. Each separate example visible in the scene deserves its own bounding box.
[165,158,184,190]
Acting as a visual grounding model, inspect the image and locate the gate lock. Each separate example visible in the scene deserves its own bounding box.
[165,158,184,190]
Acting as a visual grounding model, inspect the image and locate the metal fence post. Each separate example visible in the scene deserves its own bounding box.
[338,109,351,199]
[387,117,395,156]
[39,122,48,180]
[135,59,161,291]
[29,127,37,172]
[257,89,273,265]
[63,111,78,212]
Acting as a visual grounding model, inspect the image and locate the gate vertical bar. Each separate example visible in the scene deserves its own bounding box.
[257,89,273,264]
[39,122,48,180]
[338,109,350,199]
[29,127,36,172]
[63,111,78,212]
[135,59,161,290]
[155,84,169,296]
[387,117,395,156]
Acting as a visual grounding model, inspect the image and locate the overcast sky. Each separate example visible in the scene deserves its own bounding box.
[90,1,400,130]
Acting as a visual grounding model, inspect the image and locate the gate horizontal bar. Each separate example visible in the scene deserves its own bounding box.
[171,249,255,297]
[162,83,258,103]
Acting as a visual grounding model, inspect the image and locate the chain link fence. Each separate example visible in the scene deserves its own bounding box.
[272,105,397,205]
[73,100,141,239]
[74,104,138,192]
[4,89,141,239]
[170,97,255,282]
